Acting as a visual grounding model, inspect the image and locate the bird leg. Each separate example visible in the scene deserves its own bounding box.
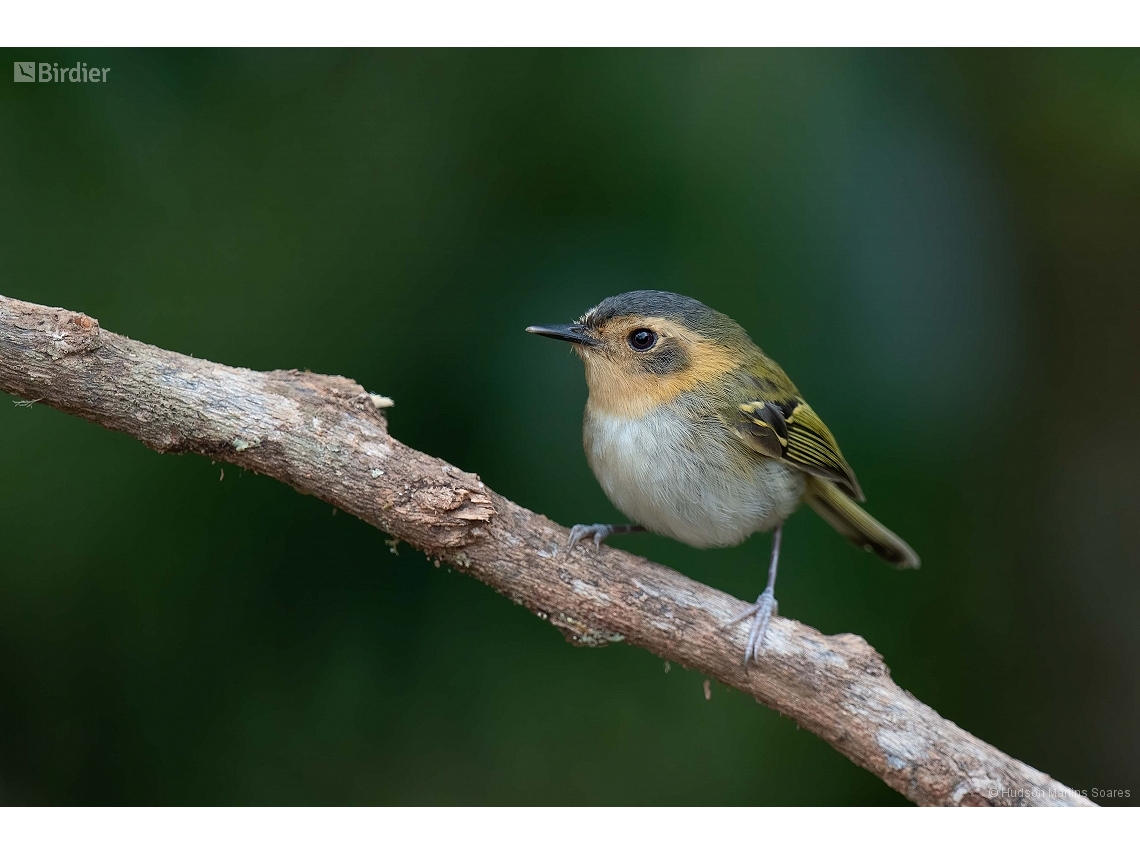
[567,523,645,551]
[724,524,782,665]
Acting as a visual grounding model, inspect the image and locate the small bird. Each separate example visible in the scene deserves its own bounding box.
[526,290,919,664]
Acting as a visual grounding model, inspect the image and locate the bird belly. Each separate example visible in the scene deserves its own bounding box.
[583,406,806,549]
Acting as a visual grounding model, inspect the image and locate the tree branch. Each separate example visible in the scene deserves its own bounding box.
[0,293,1092,807]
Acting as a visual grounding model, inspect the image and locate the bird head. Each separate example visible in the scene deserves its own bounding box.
[526,290,757,417]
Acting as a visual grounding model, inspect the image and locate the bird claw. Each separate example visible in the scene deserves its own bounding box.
[568,523,614,551]
[724,588,778,666]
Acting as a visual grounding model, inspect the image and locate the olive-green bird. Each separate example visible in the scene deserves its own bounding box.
[527,290,919,664]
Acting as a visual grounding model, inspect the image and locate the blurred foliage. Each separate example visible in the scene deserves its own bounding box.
[0,49,1138,805]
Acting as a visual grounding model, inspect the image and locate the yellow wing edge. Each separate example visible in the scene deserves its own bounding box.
[736,399,864,502]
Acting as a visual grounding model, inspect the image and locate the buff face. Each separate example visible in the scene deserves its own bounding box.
[572,313,747,420]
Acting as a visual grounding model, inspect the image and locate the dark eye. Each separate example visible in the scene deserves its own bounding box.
[628,328,658,351]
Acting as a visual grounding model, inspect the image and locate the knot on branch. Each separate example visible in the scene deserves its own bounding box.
[389,471,496,549]
[829,632,890,679]
[265,368,392,429]
[0,297,102,361]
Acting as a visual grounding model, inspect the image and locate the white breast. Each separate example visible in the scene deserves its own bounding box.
[583,404,806,549]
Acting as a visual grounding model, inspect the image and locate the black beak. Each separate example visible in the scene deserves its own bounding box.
[525,323,598,347]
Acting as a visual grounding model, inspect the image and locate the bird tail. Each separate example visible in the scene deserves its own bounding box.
[805,478,920,569]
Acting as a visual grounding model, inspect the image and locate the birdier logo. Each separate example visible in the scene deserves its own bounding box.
[13,61,110,83]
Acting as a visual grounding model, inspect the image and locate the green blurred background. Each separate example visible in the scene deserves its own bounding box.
[1,49,1138,805]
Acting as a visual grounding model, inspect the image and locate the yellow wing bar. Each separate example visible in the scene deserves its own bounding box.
[736,399,864,501]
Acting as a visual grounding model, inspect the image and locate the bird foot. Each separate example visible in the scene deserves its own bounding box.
[725,588,778,666]
[568,523,617,551]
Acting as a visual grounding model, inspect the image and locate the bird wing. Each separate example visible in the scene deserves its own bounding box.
[733,397,865,502]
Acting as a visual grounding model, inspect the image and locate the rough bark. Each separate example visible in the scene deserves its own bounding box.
[0,293,1093,807]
